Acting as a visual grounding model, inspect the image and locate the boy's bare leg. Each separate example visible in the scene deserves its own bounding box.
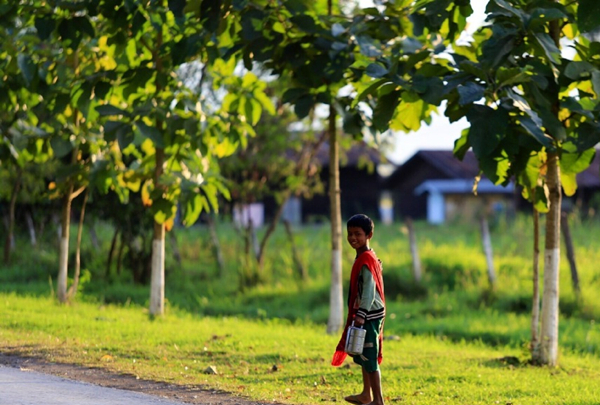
[343,367,372,404]
[366,370,384,405]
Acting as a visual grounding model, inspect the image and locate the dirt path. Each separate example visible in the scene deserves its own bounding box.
[0,353,266,405]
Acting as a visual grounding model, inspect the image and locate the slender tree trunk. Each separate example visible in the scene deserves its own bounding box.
[25,211,37,247]
[561,211,580,297]
[406,217,422,283]
[207,214,225,276]
[149,142,166,316]
[149,25,167,316]
[284,219,307,280]
[116,231,125,276]
[106,227,119,279]
[327,103,344,334]
[57,188,73,303]
[257,193,290,268]
[150,221,166,316]
[531,208,541,360]
[480,215,496,289]
[538,151,562,366]
[4,167,22,264]
[68,190,88,299]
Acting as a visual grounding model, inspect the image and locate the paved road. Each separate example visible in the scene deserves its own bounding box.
[0,366,187,405]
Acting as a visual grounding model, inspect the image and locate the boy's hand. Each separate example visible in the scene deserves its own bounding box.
[354,315,365,327]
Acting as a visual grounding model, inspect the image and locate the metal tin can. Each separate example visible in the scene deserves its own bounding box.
[345,322,366,355]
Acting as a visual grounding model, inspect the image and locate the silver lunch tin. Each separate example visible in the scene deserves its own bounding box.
[345,322,366,355]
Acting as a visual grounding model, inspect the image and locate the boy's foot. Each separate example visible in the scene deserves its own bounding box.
[344,394,371,405]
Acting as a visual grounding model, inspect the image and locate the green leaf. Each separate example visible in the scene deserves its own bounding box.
[366,63,388,79]
[457,82,484,105]
[343,111,364,136]
[564,61,596,80]
[351,79,386,108]
[17,54,36,87]
[373,90,401,132]
[35,16,55,40]
[282,88,307,104]
[136,121,164,148]
[466,105,508,158]
[356,36,382,58]
[532,186,549,212]
[560,145,595,174]
[561,171,577,197]
[453,128,470,160]
[293,95,314,119]
[533,33,561,65]
[578,0,600,33]
[183,193,203,226]
[96,105,128,116]
[50,137,73,158]
[117,125,135,151]
[592,71,600,97]
[518,116,552,148]
[527,8,568,30]
[572,123,600,152]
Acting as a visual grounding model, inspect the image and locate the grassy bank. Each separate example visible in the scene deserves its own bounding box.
[1,293,599,405]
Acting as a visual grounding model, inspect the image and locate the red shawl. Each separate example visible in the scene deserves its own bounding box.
[331,250,385,367]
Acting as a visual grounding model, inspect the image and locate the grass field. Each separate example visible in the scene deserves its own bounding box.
[1,214,600,404]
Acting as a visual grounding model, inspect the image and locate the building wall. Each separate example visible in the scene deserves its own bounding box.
[302,166,381,223]
[444,194,514,223]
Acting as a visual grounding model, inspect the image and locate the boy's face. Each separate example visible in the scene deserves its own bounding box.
[347,226,372,253]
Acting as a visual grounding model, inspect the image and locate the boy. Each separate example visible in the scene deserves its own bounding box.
[332,214,386,405]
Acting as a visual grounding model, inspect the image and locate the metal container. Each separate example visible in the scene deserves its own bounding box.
[345,322,366,355]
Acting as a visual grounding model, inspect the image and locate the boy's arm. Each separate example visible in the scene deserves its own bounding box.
[355,265,376,325]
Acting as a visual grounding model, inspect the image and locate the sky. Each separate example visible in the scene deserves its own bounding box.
[386,1,489,164]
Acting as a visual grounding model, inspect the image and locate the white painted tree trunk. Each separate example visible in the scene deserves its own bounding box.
[480,216,496,289]
[26,212,37,247]
[327,104,344,334]
[149,222,165,316]
[531,209,541,359]
[406,217,422,283]
[57,193,72,303]
[538,152,561,366]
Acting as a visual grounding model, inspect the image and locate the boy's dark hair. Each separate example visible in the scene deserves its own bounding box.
[347,214,374,235]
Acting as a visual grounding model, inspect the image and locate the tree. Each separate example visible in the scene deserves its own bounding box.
[361,0,600,365]
[95,0,273,316]
[220,86,326,281]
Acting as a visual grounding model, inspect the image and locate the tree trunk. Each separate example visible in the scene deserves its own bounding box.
[25,211,37,247]
[538,151,561,366]
[207,214,225,276]
[3,167,22,264]
[256,193,290,268]
[561,211,580,297]
[68,190,88,299]
[284,219,307,280]
[106,227,119,279]
[327,104,344,334]
[57,188,73,303]
[149,142,166,316]
[406,217,422,283]
[150,221,166,316]
[531,208,541,360]
[480,215,496,289]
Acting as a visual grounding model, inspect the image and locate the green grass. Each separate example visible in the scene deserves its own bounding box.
[1,293,599,404]
[1,214,600,403]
